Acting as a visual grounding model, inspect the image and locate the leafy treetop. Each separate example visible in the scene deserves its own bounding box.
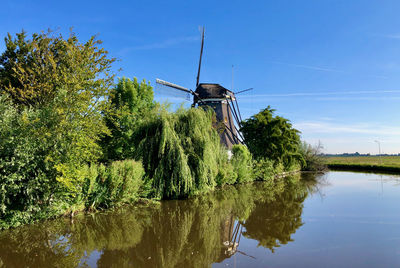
[102,77,156,161]
[0,29,115,108]
[240,106,304,167]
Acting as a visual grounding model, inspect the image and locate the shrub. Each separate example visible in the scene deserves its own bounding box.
[231,144,254,183]
[252,158,275,181]
[299,141,327,171]
[215,147,236,186]
[83,160,145,210]
[0,96,64,227]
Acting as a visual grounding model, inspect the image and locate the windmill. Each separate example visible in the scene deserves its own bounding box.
[156,28,250,149]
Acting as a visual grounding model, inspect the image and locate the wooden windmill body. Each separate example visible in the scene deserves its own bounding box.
[195,83,240,149]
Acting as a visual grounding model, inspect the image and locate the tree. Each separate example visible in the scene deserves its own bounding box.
[0,30,116,225]
[102,77,156,161]
[240,106,304,168]
[133,108,231,198]
[0,29,115,107]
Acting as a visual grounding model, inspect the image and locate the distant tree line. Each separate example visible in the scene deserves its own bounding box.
[323,153,400,157]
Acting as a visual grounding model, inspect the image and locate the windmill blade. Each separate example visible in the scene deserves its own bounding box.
[155,79,193,102]
[237,250,256,259]
[235,87,253,95]
[156,79,191,93]
[196,27,205,88]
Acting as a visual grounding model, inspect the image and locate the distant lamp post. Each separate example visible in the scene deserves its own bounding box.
[374,140,382,165]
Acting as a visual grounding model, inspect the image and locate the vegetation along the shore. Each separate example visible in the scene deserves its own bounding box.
[325,156,400,173]
[0,29,324,229]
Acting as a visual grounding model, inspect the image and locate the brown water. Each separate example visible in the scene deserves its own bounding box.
[1,171,400,267]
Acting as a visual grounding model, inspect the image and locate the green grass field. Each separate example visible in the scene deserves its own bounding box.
[324,156,400,173]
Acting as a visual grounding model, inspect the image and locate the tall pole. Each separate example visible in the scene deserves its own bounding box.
[374,140,382,165]
[231,65,234,91]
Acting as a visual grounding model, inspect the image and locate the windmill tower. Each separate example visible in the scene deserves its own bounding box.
[156,28,248,149]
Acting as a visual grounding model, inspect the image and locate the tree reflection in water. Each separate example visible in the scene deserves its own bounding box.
[0,173,326,267]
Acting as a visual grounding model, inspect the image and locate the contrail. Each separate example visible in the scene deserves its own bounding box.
[239,90,400,98]
[269,61,343,73]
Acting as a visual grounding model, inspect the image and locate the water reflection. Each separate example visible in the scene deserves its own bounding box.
[0,173,325,267]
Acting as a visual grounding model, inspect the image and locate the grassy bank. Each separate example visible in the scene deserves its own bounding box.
[324,156,400,174]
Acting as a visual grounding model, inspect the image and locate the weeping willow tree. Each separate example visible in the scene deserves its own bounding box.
[134,108,232,199]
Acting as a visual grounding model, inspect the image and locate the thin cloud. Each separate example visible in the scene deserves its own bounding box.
[294,121,400,136]
[268,61,388,79]
[118,36,199,55]
[314,96,400,101]
[378,34,400,39]
[237,90,400,102]
[268,61,343,73]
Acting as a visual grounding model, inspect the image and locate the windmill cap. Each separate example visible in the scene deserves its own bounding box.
[195,83,234,99]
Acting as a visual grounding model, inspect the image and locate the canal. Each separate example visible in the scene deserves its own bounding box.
[0,171,399,267]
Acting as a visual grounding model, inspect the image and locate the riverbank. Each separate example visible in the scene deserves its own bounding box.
[324,156,400,174]
[0,172,318,267]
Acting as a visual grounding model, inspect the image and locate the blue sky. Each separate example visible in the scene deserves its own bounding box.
[2,0,400,154]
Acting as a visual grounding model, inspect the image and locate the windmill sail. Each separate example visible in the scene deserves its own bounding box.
[155,79,192,102]
[196,27,205,88]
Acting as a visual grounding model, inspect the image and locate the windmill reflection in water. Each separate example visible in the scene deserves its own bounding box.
[222,216,256,259]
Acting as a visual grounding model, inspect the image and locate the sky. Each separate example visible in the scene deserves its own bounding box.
[2,0,400,154]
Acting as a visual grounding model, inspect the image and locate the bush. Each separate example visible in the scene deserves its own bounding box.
[0,92,146,227]
[252,158,275,181]
[215,149,236,186]
[0,96,64,227]
[83,160,145,210]
[299,141,326,171]
[231,144,254,183]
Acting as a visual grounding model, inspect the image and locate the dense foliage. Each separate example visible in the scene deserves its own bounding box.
[0,30,115,108]
[133,108,234,198]
[0,30,122,228]
[80,160,145,210]
[102,77,156,161]
[0,101,147,228]
[231,144,254,183]
[0,29,116,193]
[241,106,304,168]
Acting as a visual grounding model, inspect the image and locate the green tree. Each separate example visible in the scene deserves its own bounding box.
[0,30,116,227]
[0,30,115,107]
[240,106,304,168]
[102,77,155,161]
